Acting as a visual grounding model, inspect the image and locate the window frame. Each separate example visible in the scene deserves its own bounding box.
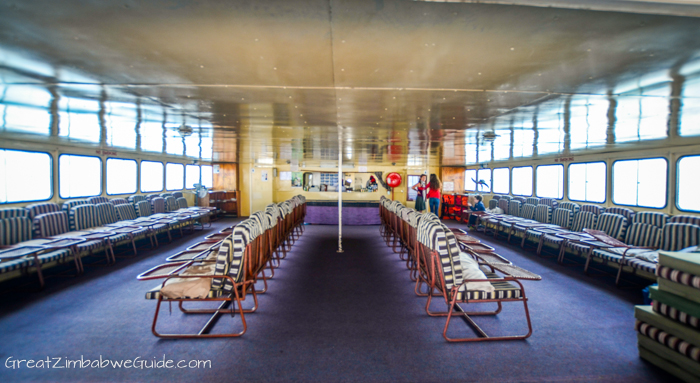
[535,163,565,200]
[511,166,534,197]
[612,156,668,209]
[567,161,607,204]
[201,164,214,189]
[58,153,103,199]
[185,164,201,190]
[165,162,185,191]
[491,167,510,195]
[676,154,700,213]
[406,175,422,202]
[140,160,164,193]
[0,148,54,205]
[106,157,138,196]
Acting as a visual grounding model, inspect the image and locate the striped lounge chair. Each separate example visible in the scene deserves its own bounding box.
[34,210,106,258]
[0,216,74,288]
[95,202,146,255]
[115,203,161,248]
[526,207,574,252]
[561,213,627,265]
[557,202,581,214]
[629,223,700,276]
[538,211,598,258]
[509,204,552,246]
[128,195,147,204]
[87,196,109,205]
[143,227,253,338]
[416,219,532,342]
[499,203,538,241]
[134,200,172,245]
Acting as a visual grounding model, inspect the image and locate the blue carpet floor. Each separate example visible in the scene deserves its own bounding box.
[0,219,679,382]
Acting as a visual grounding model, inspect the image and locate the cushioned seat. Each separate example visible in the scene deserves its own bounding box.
[455,272,522,300]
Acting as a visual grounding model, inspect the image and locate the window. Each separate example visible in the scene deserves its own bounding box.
[568,162,606,203]
[166,163,185,191]
[407,175,421,201]
[185,165,201,189]
[201,165,213,189]
[511,166,533,196]
[477,169,492,193]
[0,149,52,204]
[536,164,564,199]
[59,154,102,198]
[677,155,700,212]
[613,158,667,208]
[140,161,164,192]
[106,158,137,195]
[492,168,510,194]
[464,169,477,191]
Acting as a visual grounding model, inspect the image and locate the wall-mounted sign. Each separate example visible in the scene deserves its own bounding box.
[95,150,118,156]
[213,165,220,174]
[443,181,455,192]
[261,171,268,181]
[358,166,368,172]
[554,157,574,163]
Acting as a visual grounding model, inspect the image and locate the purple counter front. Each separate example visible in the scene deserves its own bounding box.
[305,202,380,225]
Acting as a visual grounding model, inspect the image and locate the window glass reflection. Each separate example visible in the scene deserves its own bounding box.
[165,129,184,156]
[201,165,213,189]
[464,169,477,191]
[105,102,136,149]
[535,164,563,199]
[680,76,700,137]
[568,162,606,203]
[477,169,491,193]
[492,168,509,194]
[612,158,667,208]
[140,121,164,153]
[59,155,102,198]
[0,149,52,203]
[511,166,533,196]
[677,156,700,212]
[570,98,608,150]
[58,97,100,143]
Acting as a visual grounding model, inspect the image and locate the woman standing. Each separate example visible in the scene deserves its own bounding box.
[426,174,441,216]
[411,174,428,212]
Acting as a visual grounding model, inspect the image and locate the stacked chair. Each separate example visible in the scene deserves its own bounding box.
[635,248,700,381]
[137,195,306,338]
[0,193,218,290]
[379,196,539,342]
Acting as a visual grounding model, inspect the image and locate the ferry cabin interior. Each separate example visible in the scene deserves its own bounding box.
[1,0,700,382]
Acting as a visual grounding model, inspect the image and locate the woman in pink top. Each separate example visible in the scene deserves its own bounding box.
[426,174,441,216]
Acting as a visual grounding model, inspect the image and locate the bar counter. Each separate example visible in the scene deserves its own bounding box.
[305,200,380,225]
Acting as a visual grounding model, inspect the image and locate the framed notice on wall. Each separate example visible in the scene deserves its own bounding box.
[443,181,454,192]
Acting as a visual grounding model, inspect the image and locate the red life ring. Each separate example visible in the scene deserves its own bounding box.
[386,172,402,188]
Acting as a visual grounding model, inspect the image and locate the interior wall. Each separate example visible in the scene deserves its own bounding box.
[238,163,274,217]
[440,167,466,195]
[270,164,423,208]
[212,163,238,191]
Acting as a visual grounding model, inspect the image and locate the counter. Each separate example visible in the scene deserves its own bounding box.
[305,200,380,225]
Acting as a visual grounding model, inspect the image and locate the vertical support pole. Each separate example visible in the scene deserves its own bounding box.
[337,126,344,253]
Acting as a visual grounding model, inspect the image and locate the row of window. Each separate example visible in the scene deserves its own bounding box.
[0,149,214,204]
[464,156,700,212]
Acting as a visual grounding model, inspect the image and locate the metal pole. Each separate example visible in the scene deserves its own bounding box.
[337,126,343,253]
